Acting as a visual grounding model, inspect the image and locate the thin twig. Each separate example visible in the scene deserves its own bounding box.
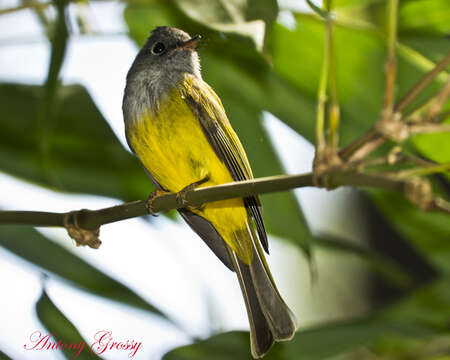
[395,163,450,179]
[408,123,450,135]
[395,51,450,113]
[339,51,450,162]
[424,78,450,122]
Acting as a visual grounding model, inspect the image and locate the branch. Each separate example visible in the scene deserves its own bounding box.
[1,170,448,248]
[0,171,406,230]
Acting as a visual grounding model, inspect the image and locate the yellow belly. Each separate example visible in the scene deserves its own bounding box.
[127,87,252,262]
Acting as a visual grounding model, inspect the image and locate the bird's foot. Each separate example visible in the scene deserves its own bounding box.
[146,189,170,216]
[176,176,210,208]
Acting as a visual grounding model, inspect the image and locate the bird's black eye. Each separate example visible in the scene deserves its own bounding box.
[152,42,165,55]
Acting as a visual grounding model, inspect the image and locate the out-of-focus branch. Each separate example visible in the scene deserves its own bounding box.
[0,1,50,16]
[395,52,450,114]
[382,0,398,120]
[339,51,450,162]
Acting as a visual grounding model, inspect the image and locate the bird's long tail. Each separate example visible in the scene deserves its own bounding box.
[228,225,297,358]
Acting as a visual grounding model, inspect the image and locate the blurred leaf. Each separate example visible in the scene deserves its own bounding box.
[0,225,168,319]
[372,333,450,359]
[174,0,278,50]
[163,331,253,360]
[35,289,102,360]
[124,1,314,254]
[370,191,450,274]
[381,277,450,331]
[400,36,450,65]
[0,83,151,201]
[411,118,450,164]
[398,0,450,36]
[37,0,69,161]
[270,14,447,146]
[0,350,12,360]
[334,0,381,8]
[163,317,432,360]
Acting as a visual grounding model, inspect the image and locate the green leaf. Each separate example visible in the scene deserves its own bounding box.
[163,317,432,360]
[381,277,450,331]
[173,0,278,51]
[0,225,168,319]
[0,350,12,360]
[270,14,447,146]
[280,319,430,360]
[410,116,450,165]
[36,0,70,195]
[163,331,253,360]
[369,191,450,274]
[35,289,102,359]
[0,83,151,201]
[399,35,450,65]
[398,0,450,36]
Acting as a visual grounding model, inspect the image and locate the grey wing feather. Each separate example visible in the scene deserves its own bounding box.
[179,209,234,271]
[184,95,269,253]
[126,114,235,271]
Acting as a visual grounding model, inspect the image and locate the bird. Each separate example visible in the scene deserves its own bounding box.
[122,26,296,358]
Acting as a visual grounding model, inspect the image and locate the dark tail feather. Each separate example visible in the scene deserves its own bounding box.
[229,249,274,358]
[228,239,296,358]
[250,236,297,341]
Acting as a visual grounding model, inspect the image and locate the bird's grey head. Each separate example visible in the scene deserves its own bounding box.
[138,26,201,77]
[123,26,202,116]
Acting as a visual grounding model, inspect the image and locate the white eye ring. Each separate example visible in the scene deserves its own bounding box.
[152,42,166,55]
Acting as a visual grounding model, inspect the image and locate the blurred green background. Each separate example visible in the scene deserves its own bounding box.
[0,0,449,359]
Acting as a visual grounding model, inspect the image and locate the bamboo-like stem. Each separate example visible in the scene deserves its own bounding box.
[0,171,412,231]
[326,0,340,152]
[316,22,330,155]
[306,0,333,156]
[382,0,398,121]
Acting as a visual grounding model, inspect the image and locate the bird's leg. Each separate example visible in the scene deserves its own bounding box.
[146,189,171,216]
[176,175,210,208]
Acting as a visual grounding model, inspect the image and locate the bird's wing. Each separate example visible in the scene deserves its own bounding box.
[181,74,269,253]
[126,131,235,269]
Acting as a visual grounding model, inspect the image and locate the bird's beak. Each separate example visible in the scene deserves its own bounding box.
[179,35,201,50]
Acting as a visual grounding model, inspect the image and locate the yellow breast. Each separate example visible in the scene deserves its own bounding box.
[127,84,252,262]
[129,86,235,191]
